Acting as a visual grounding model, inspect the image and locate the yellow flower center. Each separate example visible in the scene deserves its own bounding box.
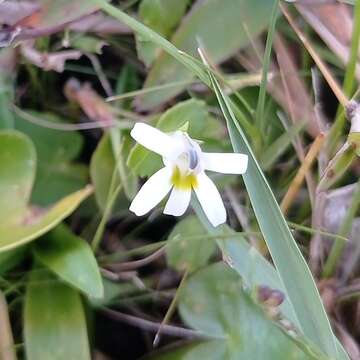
[171,166,198,190]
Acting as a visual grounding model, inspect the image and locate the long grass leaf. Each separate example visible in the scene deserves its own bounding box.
[208,71,339,358]
[90,0,209,85]
[256,0,279,133]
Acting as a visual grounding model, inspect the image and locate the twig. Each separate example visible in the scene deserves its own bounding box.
[12,105,129,131]
[101,308,207,340]
[107,247,166,272]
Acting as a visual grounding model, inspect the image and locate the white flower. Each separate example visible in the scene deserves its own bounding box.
[129,123,248,227]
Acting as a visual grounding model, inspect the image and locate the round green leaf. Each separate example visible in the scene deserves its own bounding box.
[166,216,215,272]
[15,111,87,206]
[25,270,91,360]
[179,263,309,359]
[138,0,277,109]
[33,224,103,299]
[0,130,36,224]
[90,133,121,211]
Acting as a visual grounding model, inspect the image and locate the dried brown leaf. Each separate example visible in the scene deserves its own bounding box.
[64,78,115,125]
[297,3,360,79]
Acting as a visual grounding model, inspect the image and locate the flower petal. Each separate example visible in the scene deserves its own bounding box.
[129,167,172,216]
[163,187,191,216]
[130,123,177,157]
[194,172,226,227]
[202,153,248,174]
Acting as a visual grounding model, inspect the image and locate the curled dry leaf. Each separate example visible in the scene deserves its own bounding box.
[20,41,82,72]
[0,1,40,26]
[0,0,103,47]
[64,78,115,126]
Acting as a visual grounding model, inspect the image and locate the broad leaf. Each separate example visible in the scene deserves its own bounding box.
[33,224,103,298]
[0,186,92,253]
[90,131,137,211]
[138,0,276,109]
[25,270,90,360]
[15,111,88,206]
[137,0,189,66]
[0,131,36,224]
[166,215,215,272]
[178,263,310,359]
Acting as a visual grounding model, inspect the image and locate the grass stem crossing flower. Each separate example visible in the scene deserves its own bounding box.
[129,123,248,227]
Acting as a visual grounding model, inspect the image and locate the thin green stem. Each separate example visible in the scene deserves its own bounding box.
[153,268,189,347]
[256,0,279,134]
[91,184,122,251]
[89,0,208,85]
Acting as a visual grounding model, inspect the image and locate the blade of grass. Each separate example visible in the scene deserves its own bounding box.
[206,68,339,358]
[260,121,305,170]
[256,0,279,134]
[89,0,209,85]
[106,80,194,102]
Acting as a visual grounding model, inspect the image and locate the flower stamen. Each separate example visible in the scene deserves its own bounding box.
[171,166,198,190]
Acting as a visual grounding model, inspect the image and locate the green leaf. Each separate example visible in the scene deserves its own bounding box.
[0,247,27,276]
[178,263,310,359]
[217,225,298,324]
[0,49,15,129]
[138,0,276,109]
[260,121,305,171]
[90,0,209,87]
[25,270,90,360]
[0,131,36,224]
[208,72,339,357]
[33,224,103,298]
[90,132,134,211]
[109,129,137,200]
[15,111,88,206]
[137,0,190,66]
[318,142,356,191]
[127,99,221,177]
[348,132,360,156]
[215,227,350,360]
[166,216,215,272]
[91,133,118,211]
[71,35,107,54]
[0,186,92,253]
